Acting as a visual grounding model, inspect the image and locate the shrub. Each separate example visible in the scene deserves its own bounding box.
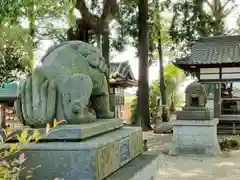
[219,137,240,151]
[0,119,65,180]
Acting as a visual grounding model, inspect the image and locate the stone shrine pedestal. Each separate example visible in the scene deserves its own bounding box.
[169,118,221,156]
[169,81,221,156]
[4,119,161,180]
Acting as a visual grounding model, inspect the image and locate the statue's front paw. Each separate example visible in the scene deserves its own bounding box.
[69,100,97,124]
[96,111,114,119]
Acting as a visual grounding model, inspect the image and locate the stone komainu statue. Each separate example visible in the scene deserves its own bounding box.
[15,41,114,128]
[185,81,207,107]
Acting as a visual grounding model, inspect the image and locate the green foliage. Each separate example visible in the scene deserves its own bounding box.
[0,119,66,179]
[0,127,41,180]
[0,47,31,82]
[130,97,138,124]
[236,15,240,34]
[219,136,240,151]
[169,0,237,53]
[0,0,75,81]
[0,23,34,78]
[131,64,186,121]
[115,0,172,57]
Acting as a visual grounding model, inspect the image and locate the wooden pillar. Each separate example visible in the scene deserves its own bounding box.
[120,88,124,118]
[214,83,221,118]
[0,103,6,128]
[110,87,116,117]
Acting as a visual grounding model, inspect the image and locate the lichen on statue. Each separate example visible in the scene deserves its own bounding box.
[15,41,114,128]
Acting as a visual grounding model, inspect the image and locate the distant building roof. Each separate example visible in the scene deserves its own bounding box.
[0,83,18,102]
[109,61,137,87]
[175,35,240,66]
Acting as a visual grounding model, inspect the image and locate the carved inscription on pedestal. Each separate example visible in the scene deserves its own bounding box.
[119,138,130,164]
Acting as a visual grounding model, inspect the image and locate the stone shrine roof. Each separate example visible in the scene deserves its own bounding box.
[175,35,240,66]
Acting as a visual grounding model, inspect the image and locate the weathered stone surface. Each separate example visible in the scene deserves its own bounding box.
[19,127,143,180]
[105,151,162,180]
[169,119,221,156]
[185,81,207,108]
[176,108,213,120]
[15,41,114,128]
[1,119,123,141]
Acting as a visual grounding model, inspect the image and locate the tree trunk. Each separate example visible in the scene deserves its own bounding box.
[96,34,101,49]
[101,28,110,69]
[154,0,168,122]
[101,27,113,114]
[157,31,168,122]
[136,0,151,130]
[67,19,91,42]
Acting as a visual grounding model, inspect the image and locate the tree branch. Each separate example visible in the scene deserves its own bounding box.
[75,0,99,29]
[100,0,118,27]
[75,0,118,34]
[222,0,232,11]
[204,0,215,12]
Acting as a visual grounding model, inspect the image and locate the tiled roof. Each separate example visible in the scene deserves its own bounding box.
[109,61,136,81]
[175,35,240,65]
[0,84,18,101]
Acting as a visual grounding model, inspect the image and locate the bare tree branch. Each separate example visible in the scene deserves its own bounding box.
[204,0,215,12]
[75,0,118,33]
[75,0,99,29]
[100,0,118,27]
[221,0,232,11]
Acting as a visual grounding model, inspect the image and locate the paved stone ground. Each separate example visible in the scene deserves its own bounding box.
[143,131,240,180]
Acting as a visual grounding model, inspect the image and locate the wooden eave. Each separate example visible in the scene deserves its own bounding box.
[110,79,138,88]
[174,61,240,73]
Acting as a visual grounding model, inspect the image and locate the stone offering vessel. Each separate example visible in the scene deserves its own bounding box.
[15,41,114,128]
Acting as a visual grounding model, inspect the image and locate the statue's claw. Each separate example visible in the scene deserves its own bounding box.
[96,111,114,119]
[15,69,57,127]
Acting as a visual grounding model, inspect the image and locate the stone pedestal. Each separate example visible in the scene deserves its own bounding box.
[3,119,162,179]
[176,106,213,120]
[15,119,144,180]
[169,119,221,156]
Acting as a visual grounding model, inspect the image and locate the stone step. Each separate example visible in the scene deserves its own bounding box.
[217,130,240,135]
[217,125,238,129]
[217,121,240,135]
[105,151,161,180]
[218,120,240,124]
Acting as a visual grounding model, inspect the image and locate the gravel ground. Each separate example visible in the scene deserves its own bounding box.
[143,131,240,180]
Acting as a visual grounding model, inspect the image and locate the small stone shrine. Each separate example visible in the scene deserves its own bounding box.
[177,81,213,120]
[169,81,221,156]
[2,41,160,180]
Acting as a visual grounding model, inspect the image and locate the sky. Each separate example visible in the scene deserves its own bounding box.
[35,2,240,93]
